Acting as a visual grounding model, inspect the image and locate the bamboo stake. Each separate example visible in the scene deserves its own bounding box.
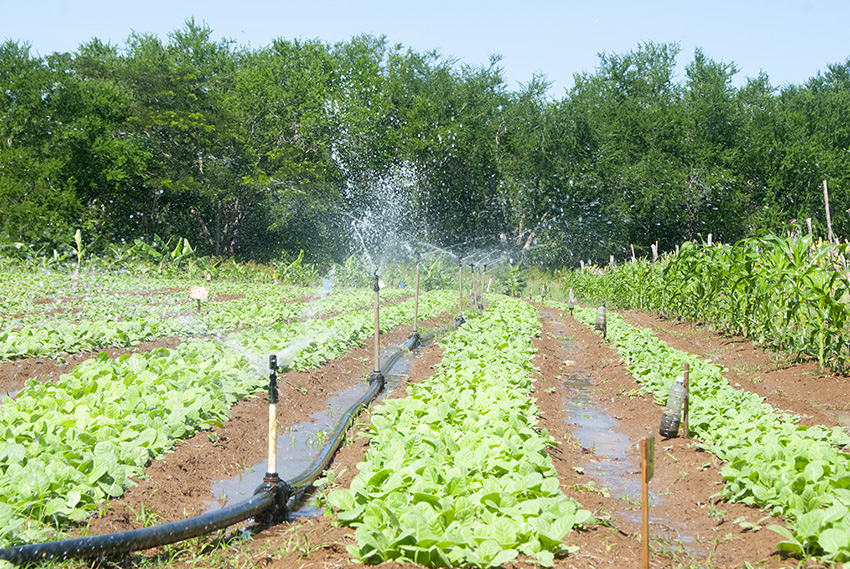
[373,273,380,373]
[413,258,420,334]
[266,355,279,479]
[682,363,690,439]
[458,261,464,317]
[640,436,654,569]
[824,180,834,245]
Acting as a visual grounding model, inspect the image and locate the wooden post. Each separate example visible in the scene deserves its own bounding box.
[640,436,655,569]
[266,355,279,479]
[373,275,381,373]
[824,180,835,244]
[707,233,713,246]
[413,259,420,334]
[458,261,463,316]
[631,244,636,262]
[682,363,690,439]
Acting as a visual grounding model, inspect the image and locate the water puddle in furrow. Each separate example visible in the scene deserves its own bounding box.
[541,311,703,555]
[203,342,419,517]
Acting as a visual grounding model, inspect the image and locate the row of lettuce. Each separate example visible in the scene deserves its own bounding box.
[565,302,850,563]
[560,234,850,372]
[329,296,591,568]
[0,275,410,361]
[0,288,459,549]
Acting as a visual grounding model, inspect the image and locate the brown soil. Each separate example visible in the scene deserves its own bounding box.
[18,302,843,568]
[0,338,183,397]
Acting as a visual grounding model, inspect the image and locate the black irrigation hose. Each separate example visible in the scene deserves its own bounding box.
[0,491,282,563]
[0,319,461,564]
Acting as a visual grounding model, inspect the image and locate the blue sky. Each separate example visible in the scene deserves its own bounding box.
[2,0,848,94]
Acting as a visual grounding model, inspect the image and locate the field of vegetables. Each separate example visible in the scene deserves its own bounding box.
[2,253,849,568]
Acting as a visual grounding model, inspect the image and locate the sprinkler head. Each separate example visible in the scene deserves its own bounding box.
[407,330,421,349]
[268,355,279,404]
[253,478,293,525]
[368,372,385,388]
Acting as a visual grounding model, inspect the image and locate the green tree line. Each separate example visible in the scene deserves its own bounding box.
[2,19,849,265]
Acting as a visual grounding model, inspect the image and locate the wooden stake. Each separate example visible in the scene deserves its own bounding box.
[268,401,277,474]
[631,244,636,262]
[373,276,381,373]
[707,233,713,246]
[413,261,420,334]
[682,363,690,439]
[824,180,834,244]
[640,436,654,569]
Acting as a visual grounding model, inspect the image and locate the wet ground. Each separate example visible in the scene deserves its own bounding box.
[6,300,841,568]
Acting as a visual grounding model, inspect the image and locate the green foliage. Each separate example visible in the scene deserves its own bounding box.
[561,235,850,372]
[568,304,850,563]
[0,273,458,547]
[330,296,591,566]
[3,27,850,265]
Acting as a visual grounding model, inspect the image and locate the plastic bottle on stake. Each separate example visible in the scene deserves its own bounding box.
[659,377,687,438]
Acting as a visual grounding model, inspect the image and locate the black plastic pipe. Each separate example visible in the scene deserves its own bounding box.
[0,315,464,564]
[0,488,285,562]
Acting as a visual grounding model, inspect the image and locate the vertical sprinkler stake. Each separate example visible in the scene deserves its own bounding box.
[457,260,464,321]
[595,302,607,339]
[265,354,279,482]
[682,363,690,438]
[372,272,382,378]
[410,253,421,346]
[414,253,420,334]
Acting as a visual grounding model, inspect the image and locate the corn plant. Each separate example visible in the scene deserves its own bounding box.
[561,234,850,372]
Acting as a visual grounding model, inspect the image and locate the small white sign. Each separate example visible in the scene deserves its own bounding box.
[189,286,209,301]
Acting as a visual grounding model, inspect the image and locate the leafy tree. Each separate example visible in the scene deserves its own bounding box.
[0,41,83,245]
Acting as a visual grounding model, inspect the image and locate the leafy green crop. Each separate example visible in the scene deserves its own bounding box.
[569,304,850,563]
[0,275,410,361]
[0,287,457,548]
[329,297,591,567]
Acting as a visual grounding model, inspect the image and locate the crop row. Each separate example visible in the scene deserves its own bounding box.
[560,234,850,372]
[568,304,850,563]
[329,296,591,568]
[0,289,458,548]
[0,283,409,362]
